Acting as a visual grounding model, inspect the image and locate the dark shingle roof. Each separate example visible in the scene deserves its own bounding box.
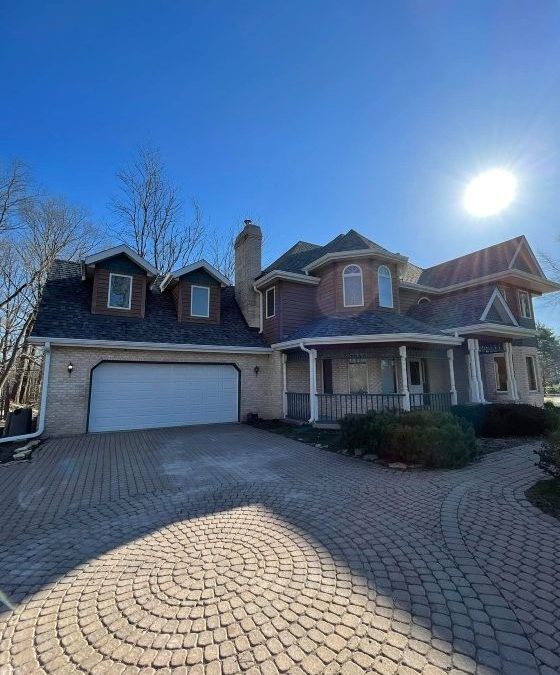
[283,309,446,342]
[31,260,268,348]
[261,229,396,277]
[414,236,523,288]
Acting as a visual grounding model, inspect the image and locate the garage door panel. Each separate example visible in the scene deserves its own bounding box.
[89,362,239,432]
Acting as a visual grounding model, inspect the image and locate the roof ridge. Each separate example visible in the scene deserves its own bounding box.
[423,235,524,272]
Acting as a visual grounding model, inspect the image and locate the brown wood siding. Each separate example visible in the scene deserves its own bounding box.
[278,281,317,341]
[177,280,220,324]
[91,269,146,317]
[262,283,281,343]
[399,288,425,312]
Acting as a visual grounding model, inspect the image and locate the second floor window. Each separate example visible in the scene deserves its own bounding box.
[343,265,363,307]
[265,287,276,318]
[378,265,393,308]
[108,273,132,310]
[519,290,532,318]
[191,285,210,317]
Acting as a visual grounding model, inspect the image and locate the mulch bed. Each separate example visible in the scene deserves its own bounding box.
[526,479,560,520]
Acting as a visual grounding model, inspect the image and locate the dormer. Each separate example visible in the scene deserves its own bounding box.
[84,245,158,318]
[161,260,230,324]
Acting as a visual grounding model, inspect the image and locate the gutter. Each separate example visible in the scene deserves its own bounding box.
[27,337,273,354]
[271,332,464,350]
[0,342,51,445]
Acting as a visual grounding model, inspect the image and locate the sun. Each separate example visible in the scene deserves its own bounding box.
[463,169,517,217]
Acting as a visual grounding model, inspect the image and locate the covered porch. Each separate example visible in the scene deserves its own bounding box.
[280,339,462,424]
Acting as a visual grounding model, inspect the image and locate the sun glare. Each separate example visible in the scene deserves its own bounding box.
[463,169,517,217]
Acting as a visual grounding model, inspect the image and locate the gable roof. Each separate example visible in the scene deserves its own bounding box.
[260,229,399,277]
[31,260,267,348]
[84,244,159,276]
[161,259,231,291]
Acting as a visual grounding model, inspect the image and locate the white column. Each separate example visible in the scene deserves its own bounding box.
[467,339,480,403]
[447,348,458,406]
[281,353,288,418]
[473,339,486,403]
[399,345,410,411]
[308,348,318,422]
[504,343,519,400]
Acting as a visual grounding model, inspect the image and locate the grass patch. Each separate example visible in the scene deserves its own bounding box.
[526,479,560,520]
[248,420,343,451]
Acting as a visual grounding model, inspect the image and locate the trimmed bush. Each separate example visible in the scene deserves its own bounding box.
[535,430,560,481]
[451,403,551,437]
[339,410,478,469]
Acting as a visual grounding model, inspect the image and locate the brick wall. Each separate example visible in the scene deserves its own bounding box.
[45,346,283,436]
[478,346,543,406]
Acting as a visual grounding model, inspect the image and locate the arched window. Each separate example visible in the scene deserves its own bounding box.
[378,265,393,308]
[343,264,364,307]
[417,296,431,305]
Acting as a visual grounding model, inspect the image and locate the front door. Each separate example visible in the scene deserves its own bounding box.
[407,358,425,395]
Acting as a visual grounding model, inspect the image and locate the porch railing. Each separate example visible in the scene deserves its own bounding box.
[286,392,310,421]
[410,392,453,412]
[317,393,405,422]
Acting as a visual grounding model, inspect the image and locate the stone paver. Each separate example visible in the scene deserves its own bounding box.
[0,425,558,674]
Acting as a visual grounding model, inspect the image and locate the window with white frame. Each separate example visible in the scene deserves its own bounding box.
[348,359,368,394]
[494,356,508,392]
[519,290,532,318]
[526,356,538,391]
[191,285,210,317]
[265,286,276,318]
[108,273,132,310]
[343,265,364,307]
[378,265,393,308]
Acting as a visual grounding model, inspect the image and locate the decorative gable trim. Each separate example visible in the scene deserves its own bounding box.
[480,288,518,326]
[161,259,231,292]
[254,270,321,289]
[508,236,546,277]
[302,249,407,273]
[84,244,158,276]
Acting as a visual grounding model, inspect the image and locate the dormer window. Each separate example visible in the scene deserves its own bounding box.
[343,265,364,307]
[378,265,393,308]
[191,285,210,317]
[108,273,132,310]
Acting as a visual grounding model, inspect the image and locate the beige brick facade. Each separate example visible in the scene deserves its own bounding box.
[480,345,543,406]
[45,346,283,436]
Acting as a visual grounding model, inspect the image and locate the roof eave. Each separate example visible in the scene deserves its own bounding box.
[271,333,463,349]
[254,270,321,289]
[441,323,536,338]
[303,249,408,273]
[162,259,231,290]
[400,270,560,295]
[84,244,159,276]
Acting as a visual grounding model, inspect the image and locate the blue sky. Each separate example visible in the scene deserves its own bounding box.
[2,1,560,329]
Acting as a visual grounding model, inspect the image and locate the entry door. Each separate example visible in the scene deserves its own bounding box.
[407,359,425,395]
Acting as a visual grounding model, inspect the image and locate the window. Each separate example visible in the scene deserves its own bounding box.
[265,287,276,318]
[526,356,538,391]
[378,265,393,308]
[381,359,396,394]
[108,273,132,310]
[348,359,368,394]
[343,265,364,307]
[322,359,333,394]
[409,360,422,386]
[417,296,431,305]
[494,356,508,392]
[191,285,210,317]
[519,291,532,319]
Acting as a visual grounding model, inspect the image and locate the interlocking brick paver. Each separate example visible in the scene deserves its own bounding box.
[0,426,558,674]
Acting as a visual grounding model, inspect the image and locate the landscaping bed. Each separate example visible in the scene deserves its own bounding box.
[526,480,560,520]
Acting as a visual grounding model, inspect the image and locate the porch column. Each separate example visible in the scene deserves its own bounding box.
[447,348,458,406]
[281,353,288,418]
[473,339,487,403]
[504,342,519,400]
[467,339,482,403]
[398,346,410,411]
[308,348,318,422]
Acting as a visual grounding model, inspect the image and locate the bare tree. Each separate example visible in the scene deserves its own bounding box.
[207,226,237,282]
[110,146,204,275]
[0,160,32,235]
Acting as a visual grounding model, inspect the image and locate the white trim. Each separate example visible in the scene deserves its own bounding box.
[85,245,158,275]
[265,286,276,319]
[343,264,364,307]
[303,248,407,273]
[0,343,51,445]
[480,288,518,325]
[378,264,394,308]
[272,333,463,349]
[417,296,431,305]
[518,290,532,319]
[398,345,410,410]
[190,285,210,318]
[442,323,535,338]
[107,273,133,310]
[161,259,231,291]
[254,270,320,289]
[27,337,272,354]
[299,342,318,422]
[400,269,560,295]
[508,236,546,277]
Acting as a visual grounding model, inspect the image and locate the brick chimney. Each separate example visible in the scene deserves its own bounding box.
[234,219,262,328]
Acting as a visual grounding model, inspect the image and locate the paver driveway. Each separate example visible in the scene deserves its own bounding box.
[0,425,559,675]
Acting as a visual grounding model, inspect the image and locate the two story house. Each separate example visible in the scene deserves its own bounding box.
[29,220,559,435]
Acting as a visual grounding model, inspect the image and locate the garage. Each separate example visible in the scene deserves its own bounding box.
[88,361,239,432]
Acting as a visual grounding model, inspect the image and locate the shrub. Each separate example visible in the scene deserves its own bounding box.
[535,430,560,481]
[544,401,560,432]
[451,403,550,437]
[339,410,478,468]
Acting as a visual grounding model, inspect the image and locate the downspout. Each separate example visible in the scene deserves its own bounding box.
[299,340,317,424]
[0,341,51,444]
[253,284,263,334]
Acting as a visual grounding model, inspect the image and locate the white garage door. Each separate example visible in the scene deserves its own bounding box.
[88,362,239,432]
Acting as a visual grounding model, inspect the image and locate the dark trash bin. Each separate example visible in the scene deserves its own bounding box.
[3,408,33,437]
